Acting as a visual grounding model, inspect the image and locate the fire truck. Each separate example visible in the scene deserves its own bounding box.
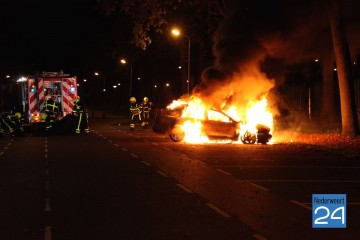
[17,71,78,126]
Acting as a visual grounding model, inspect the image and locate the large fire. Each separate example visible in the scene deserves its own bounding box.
[166,95,274,144]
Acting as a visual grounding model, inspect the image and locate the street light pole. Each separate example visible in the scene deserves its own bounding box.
[184,34,190,95]
[130,64,133,98]
[171,28,191,95]
[121,59,133,99]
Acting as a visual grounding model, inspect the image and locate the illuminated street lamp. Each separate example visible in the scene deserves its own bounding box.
[94,72,106,92]
[171,28,191,95]
[120,58,133,98]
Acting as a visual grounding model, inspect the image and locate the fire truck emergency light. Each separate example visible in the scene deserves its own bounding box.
[30,84,36,92]
[70,85,76,92]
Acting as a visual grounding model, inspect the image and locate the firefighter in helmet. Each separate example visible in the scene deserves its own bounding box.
[1,112,24,136]
[72,96,89,134]
[129,97,142,130]
[44,95,59,131]
[141,97,152,129]
[0,113,8,137]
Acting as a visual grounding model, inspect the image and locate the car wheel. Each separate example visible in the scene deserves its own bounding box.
[169,126,185,142]
[241,131,256,144]
[257,133,272,144]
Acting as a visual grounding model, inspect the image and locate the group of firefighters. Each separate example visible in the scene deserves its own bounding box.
[0,112,24,137]
[42,95,89,135]
[0,95,89,137]
[1,95,152,136]
[129,96,152,130]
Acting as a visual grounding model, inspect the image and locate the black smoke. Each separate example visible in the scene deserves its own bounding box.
[193,0,360,123]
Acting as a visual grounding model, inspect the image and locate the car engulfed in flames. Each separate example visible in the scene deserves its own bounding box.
[152,96,273,144]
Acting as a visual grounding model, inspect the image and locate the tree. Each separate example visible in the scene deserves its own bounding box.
[96,0,224,50]
[328,0,359,137]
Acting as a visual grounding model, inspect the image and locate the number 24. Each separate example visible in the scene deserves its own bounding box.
[314,206,345,224]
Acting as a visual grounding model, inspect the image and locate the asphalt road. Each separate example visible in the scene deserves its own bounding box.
[0,117,359,240]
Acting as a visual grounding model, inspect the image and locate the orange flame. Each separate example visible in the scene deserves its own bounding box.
[166,95,274,144]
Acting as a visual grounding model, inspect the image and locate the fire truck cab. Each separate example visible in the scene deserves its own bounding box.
[18,71,78,125]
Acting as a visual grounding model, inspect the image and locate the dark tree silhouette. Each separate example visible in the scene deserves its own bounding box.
[328,0,359,136]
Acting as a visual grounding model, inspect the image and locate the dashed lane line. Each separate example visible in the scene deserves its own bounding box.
[44,226,52,240]
[45,199,51,212]
[176,184,193,193]
[206,203,231,218]
[248,179,360,183]
[253,233,268,240]
[142,160,151,166]
[157,170,168,178]
[216,168,231,176]
[121,148,127,152]
[214,165,360,169]
[248,182,269,191]
[290,200,312,211]
[130,154,138,158]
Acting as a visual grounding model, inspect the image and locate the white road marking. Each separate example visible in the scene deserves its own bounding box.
[45,149,48,152]
[121,148,127,152]
[216,169,232,176]
[163,147,171,151]
[103,137,107,140]
[253,233,268,240]
[206,203,231,218]
[108,140,113,143]
[7,142,11,146]
[152,143,158,146]
[114,144,120,147]
[248,179,360,183]
[0,152,3,155]
[142,161,151,166]
[176,184,193,193]
[214,165,360,169]
[130,154,138,158]
[157,170,168,177]
[4,146,8,150]
[45,170,49,176]
[290,200,312,211]
[45,199,51,212]
[44,226,52,240]
[45,144,48,148]
[249,182,269,191]
[45,154,48,159]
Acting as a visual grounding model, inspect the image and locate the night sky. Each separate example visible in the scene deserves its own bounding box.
[0,0,110,76]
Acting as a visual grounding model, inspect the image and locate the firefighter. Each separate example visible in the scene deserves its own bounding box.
[44,95,59,131]
[141,97,152,129]
[1,112,23,136]
[72,96,89,134]
[0,114,7,137]
[129,97,142,130]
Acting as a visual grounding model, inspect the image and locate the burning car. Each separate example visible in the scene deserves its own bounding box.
[152,102,272,144]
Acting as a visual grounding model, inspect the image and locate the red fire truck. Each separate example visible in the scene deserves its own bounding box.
[17,71,78,125]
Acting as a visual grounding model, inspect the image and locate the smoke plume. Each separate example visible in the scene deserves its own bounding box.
[193,0,360,125]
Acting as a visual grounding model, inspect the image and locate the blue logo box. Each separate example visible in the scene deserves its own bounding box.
[312,194,346,228]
